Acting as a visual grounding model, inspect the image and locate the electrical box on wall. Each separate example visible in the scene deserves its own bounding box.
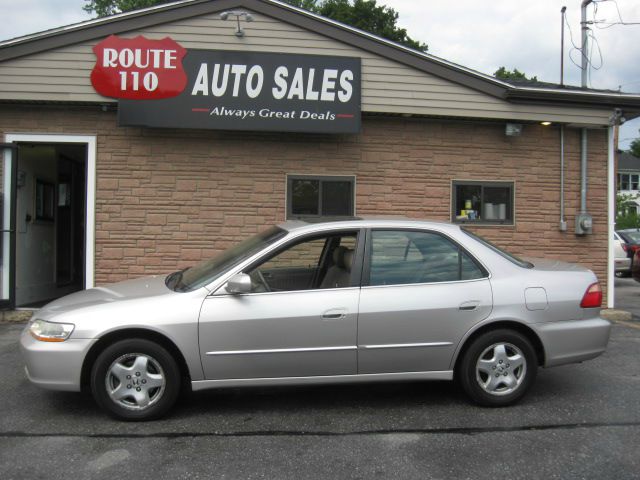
[575,213,593,235]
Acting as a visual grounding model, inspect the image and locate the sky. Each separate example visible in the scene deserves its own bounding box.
[0,0,639,147]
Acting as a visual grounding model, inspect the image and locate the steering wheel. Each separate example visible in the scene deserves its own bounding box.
[254,269,272,292]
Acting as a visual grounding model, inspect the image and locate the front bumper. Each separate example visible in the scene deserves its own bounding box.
[532,317,611,368]
[19,327,96,392]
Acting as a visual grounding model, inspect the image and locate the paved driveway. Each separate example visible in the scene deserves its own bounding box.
[615,276,640,320]
[1,320,639,480]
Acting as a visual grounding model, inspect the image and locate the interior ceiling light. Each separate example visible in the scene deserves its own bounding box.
[541,121,552,126]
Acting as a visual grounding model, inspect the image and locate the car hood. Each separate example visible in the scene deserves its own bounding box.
[37,275,171,317]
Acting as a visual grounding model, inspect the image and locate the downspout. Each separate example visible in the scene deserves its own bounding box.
[559,125,567,231]
[607,125,615,308]
[580,128,588,215]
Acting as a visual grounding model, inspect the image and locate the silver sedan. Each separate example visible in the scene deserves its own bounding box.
[20,218,611,420]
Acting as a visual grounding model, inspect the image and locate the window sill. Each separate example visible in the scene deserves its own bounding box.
[453,219,515,227]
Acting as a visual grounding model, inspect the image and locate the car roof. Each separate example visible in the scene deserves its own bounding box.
[277,216,461,235]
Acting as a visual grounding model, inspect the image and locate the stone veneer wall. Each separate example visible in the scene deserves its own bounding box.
[0,105,609,299]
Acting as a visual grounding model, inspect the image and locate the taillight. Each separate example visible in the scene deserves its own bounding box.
[580,282,602,308]
[622,243,629,252]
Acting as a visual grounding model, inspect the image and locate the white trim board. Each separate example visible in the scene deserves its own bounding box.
[3,133,96,289]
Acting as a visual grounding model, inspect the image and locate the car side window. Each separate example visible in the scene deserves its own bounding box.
[369,230,485,286]
[246,232,358,292]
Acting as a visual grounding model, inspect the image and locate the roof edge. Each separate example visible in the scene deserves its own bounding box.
[2,0,640,109]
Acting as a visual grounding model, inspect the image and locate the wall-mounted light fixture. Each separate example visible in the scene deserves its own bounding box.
[220,10,254,37]
[540,121,552,126]
[505,123,523,136]
[609,108,626,126]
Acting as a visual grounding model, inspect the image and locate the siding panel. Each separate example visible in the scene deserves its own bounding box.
[0,10,612,124]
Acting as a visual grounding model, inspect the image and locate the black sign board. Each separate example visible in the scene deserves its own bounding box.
[118,49,361,134]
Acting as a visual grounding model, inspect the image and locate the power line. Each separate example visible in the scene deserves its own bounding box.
[593,0,640,28]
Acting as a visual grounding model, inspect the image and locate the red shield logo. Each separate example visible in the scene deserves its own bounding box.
[91,35,187,100]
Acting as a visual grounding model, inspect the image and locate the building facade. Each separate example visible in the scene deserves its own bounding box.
[1,0,639,308]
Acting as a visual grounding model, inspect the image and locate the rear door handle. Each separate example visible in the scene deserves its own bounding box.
[322,308,346,320]
[459,301,480,311]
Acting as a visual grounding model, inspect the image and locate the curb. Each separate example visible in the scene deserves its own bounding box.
[601,309,633,322]
[0,310,34,324]
[1,308,636,325]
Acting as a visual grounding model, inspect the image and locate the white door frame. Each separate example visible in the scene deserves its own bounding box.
[3,133,96,289]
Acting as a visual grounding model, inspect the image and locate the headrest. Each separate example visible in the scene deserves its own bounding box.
[333,246,354,270]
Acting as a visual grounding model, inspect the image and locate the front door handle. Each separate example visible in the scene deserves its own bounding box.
[321,308,346,320]
[459,301,480,311]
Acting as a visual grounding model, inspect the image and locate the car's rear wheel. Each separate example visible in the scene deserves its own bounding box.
[458,329,537,407]
[91,339,180,421]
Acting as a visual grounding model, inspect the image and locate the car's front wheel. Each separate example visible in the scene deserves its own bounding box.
[90,338,181,421]
[458,329,537,407]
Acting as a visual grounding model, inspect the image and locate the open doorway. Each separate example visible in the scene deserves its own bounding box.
[14,143,87,307]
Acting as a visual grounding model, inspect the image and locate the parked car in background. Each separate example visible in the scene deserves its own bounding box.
[614,231,632,276]
[20,218,610,421]
[632,249,640,283]
[617,229,640,272]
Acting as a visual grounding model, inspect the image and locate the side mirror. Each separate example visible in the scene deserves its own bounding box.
[225,273,252,294]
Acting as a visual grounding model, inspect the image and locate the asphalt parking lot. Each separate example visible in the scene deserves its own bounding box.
[1,310,640,479]
[615,276,640,320]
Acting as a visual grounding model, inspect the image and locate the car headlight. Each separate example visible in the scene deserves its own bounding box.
[28,319,75,342]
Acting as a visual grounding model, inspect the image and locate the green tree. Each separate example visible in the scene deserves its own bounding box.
[629,138,640,158]
[83,0,427,52]
[616,192,640,229]
[494,66,538,82]
[83,0,170,17]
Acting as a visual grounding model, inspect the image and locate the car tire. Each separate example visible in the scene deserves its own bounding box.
[458,329,537,407]
[90,338,181,421]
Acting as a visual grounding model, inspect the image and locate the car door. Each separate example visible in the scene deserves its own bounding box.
[198,229,363,380]
[357,229,493,374]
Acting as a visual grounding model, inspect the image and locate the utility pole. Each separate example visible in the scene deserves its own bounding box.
[581,0,593,88]
[576,0,594,235]
[560,6,566,86]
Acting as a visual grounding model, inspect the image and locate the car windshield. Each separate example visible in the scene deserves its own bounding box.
[166,226,287,292]
[462,228,533,269]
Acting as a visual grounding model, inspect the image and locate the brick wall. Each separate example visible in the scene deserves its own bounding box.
[0,105,609,298]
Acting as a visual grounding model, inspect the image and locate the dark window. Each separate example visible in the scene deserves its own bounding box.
[618,173,639,191]
[287,175,355,219]
[35,179,55,222]
[452,181,514,225]
[246,232,358,292]
[367,230,486,286]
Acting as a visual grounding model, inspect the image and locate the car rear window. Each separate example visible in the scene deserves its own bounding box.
[461,229,533,269]
[621,231,640,243]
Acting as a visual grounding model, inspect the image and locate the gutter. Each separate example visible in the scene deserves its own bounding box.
[1,0,640,111]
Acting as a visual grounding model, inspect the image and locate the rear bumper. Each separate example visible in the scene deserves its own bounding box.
[19,328,96,392]
[532,317,611,368]
[615,257,631,273]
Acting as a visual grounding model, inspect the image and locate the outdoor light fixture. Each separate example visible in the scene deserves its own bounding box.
[220,10,254,37]
[609,108,626,126]
[505,123,523,136]
[541,121,552,126]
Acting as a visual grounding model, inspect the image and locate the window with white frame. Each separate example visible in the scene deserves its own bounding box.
[618,172,640,191]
